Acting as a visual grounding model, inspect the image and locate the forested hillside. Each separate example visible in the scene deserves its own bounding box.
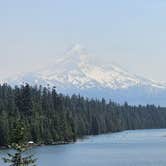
[0,83,166,146]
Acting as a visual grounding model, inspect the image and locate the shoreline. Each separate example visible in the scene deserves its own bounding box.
[1,127,165,150]
[0,140,75,150]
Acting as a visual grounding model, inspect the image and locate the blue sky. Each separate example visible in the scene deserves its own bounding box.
[0,0,166,82]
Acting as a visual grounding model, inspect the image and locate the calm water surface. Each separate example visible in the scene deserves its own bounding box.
[1,129,166,166]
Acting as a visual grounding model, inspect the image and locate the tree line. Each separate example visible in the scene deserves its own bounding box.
[0,83,166,146]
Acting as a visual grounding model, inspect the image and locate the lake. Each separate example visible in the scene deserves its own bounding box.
[1,129,166,166]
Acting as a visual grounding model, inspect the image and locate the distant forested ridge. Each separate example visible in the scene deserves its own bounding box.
[0,83,166,146]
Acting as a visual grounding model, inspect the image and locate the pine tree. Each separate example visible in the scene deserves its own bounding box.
[2,121,36,166]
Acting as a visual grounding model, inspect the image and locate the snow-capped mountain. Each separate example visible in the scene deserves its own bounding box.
[4,44,166,106]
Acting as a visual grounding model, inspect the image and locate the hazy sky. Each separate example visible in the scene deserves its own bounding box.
[0,0,166,82]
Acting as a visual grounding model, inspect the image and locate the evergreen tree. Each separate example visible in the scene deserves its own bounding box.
[2,121,36,166]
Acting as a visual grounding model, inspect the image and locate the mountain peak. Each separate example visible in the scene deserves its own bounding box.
[68,44,86,55]
[64,44,89,64]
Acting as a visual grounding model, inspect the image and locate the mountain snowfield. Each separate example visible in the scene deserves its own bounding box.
[3,45,166,106]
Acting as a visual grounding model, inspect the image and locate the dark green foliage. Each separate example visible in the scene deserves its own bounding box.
[2,121,36,166]
[15,84,32,116]
[0,83,166,146]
